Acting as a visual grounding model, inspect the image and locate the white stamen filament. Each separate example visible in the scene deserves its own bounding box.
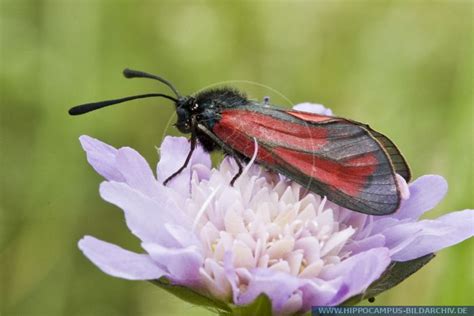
[238,137,259,182]
[192,185,221,232]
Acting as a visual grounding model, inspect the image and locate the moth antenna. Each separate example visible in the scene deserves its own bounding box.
[123,68,181,98]
[69,93,177,116]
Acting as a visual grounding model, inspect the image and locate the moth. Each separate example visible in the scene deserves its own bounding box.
[69,69,411,215]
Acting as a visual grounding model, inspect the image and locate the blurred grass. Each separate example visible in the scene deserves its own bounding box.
[1,0,473,315]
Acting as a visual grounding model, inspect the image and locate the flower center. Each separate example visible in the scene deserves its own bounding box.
[186,158,356,299]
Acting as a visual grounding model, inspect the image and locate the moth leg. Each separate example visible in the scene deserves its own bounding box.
[196,123,246,187]
[230,158,243,186]
[163,133,197,185]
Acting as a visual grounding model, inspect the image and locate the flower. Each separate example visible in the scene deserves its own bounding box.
[77,104,474,315]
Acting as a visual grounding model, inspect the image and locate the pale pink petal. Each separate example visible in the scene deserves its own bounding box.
[116,147,161,198]
[293,103,333,116]
[142,243,203,282]
[386,210,474,261]
[79,135,124,182]
[163,223,201,248]
[396,174,410,200]
[224,252,302,312]
[319,247,391,305]
[78,236,164,280]
[300,279,339,309]
[393,175,448,220]
[99,181,191,243]
[156,136,211,194]
[238,269,301,311]
[344,234,386,255]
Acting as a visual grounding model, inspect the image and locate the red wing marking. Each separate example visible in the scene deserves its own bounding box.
[217,110,328,152]
[273,147,378,196]
[287,110,334,123]
[212,119,276,165]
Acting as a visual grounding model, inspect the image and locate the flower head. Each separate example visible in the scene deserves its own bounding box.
[78,104,473,315]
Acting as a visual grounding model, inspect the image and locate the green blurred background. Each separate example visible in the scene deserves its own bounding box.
[1,1,473,315]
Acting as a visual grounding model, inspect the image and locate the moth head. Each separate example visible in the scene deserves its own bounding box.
[175,97,195,134]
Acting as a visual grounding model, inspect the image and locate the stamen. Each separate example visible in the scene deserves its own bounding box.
[192,186,222,232]
[239,137,259,180]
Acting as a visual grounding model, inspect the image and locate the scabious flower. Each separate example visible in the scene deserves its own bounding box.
[78,104,473,315]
